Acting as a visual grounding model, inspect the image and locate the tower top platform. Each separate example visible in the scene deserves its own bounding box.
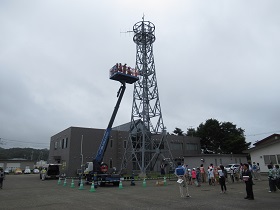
[109,63,139,84]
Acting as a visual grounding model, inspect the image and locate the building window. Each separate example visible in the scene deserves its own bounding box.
[123,140,127,149]
[186,143,198,151]
[59,140,62,148]
[171,142,183,150]
[61,138,68,149]
[110,139,113,148]
[219,158,222,165]
[277,155,280,164]
[109,159,113,168]
[264,155,269,164]
[270,155,277,164]
[54,142,58,150]
[264,155,277,165]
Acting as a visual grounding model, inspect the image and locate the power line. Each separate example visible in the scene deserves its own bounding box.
[0,137,49,145]
[246,130,280,137]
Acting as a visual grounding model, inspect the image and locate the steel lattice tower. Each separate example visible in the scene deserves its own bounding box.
[122,18,173,176]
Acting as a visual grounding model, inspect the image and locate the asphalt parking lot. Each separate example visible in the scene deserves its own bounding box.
[0,174,279,210]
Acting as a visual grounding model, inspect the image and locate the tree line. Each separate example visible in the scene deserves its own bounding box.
[172,118,251,154]
[0,119,249,158]
[0,147,49,161]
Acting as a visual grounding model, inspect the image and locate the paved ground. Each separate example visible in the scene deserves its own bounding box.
[0,174,279,210]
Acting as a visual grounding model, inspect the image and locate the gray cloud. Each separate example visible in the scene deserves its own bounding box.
[1,0,279,148]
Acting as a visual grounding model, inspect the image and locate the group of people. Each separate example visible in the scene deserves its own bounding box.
[174,163,229,197]
[110,63,138,77]
[251,162,262,180]
[267,164,280,192]
[174,162,260,200]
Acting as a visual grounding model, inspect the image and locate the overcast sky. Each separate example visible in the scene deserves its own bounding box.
[1,0,279,149]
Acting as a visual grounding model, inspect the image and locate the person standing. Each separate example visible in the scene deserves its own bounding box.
[275,165,280,190]
[187,169,192,185]
[268,164,276,192]
[230,168,235,183]
[160,163,165,176]
[243,163,254,200]
[239,163,244,182]
[200,164,206,183]
[41,168,47,181]
[214,167,219,184]
[218,165,227,193]
[196,167,201,187]
[252,162,257,180]
[175,162,187,198]
[191,168,196,185]
[0,167,4,189]
[209,168,215,185]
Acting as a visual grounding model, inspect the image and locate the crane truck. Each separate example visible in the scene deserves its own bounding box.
[84,63,138,186]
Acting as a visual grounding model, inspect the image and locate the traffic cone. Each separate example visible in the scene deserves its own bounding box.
[63,178,67,186]
[57,177,61,185]
[163,177,167,186]
[89,182,96,192]
[78,179,85,190]
[70,179,75,188]
[119,180,123,189]
[142,178,146,187]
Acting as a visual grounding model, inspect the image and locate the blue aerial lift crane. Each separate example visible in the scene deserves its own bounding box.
[84,63,138,186]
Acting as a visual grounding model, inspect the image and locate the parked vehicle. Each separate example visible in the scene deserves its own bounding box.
[40,164,61,180]
[14,168,23,174]
[4,168,10,175]
[33,169,40,174]
[225,164,240,173]
[24,169,31,174]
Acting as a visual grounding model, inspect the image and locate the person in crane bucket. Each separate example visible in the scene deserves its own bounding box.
[175,162,188,198]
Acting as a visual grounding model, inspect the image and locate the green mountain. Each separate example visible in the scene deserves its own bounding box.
[0,147,49,161]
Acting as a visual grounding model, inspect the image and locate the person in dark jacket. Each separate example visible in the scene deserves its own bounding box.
[242,163,254,200]
[0,167,4,189]
[218,165,227,193]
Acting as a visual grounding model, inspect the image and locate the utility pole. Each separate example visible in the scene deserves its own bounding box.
[81,135,84,173]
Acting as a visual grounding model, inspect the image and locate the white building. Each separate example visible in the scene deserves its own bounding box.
[245,134,280,173]
[184,153,248,169]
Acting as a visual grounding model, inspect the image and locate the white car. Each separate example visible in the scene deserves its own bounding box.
[225,164,240,173]
[24,169,31,174]
[33,169,40,174]
[4,168,10,174]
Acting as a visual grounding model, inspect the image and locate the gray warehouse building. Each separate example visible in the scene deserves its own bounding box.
[48,125,201,177]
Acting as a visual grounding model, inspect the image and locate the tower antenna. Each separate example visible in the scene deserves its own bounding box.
[122,18,174,177]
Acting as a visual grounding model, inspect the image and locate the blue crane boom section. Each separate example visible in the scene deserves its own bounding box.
[94,82,126,163]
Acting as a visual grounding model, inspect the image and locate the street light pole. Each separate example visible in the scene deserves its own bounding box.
[81,135,84,173]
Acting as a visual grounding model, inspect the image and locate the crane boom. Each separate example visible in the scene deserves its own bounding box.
[94,82,126,163]
[83,63,138,187]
